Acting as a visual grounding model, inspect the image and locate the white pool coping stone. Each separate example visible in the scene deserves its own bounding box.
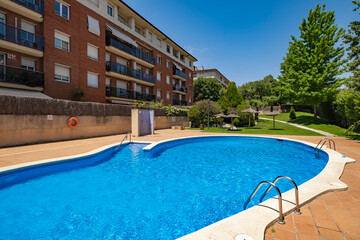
[0,136,355,240]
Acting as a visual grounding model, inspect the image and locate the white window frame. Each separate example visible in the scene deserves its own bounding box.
[166,75,170,85]
[54,64,70,83]
[21,57,35,71]
[157,72,161,81]
[87,72,99,88]
[87,15,100,36]
[54,31,70,51]
[166,91,170,100]
[157,89,161,99]
[107,4,114,17]
[54,0,70,20]
[166,61,170,69]
[157,55,162,64]
[87,44,99,61]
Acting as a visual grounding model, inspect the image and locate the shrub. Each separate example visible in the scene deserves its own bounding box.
[72,88,84,101]
[289,106,296,119]
[188,106,201,128]
[233,118,240,127]
[346,120,360,134]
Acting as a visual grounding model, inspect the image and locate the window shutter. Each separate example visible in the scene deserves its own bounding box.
[87,44,98,60]
[55,31,69,42]
[55,65,70,77]
[87,72,99,88]
[21,21,35,33]
[21,58,35,68]
[87,16,100,36]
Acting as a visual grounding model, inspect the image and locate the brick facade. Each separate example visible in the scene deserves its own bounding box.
[0,0,196,106]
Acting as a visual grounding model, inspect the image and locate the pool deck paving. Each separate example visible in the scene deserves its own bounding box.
[0,129,359,240]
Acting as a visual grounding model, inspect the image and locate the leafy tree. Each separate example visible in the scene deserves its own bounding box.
[189,100,222,125]
[289,106,297,120]
[218,82,243,113]
[343,1,360,91]
[263,95,280,112]
[278,4,345,120]
[193,77,223,102]
[188,106,201,127]
[239,75,277,101]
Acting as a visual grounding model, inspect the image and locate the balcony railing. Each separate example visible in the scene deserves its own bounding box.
[106,87,155,102]
[173,84,187,93]
[0,64,44,87]
[106,33,155,65]
[173,99,187,106]
[106,61,155,85]
[11,0,44,14]
[173,67,187,80]
[0,23,44,51]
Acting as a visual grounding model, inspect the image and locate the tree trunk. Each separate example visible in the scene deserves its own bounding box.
[314,104,317,121]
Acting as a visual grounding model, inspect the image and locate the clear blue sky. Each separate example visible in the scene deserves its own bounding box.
[124,0,357,86]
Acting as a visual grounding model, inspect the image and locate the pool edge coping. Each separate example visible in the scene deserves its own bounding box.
[0,135,356,240]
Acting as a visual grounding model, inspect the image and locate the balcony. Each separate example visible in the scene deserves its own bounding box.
[173,67,187,81]
[106,87,155,102]
[0,23,44,57]
[173,99,187,106]
[11,0,44,14]
[173,84,187,94]
[2,0,43,22]
[106,61,155,86]
[106,33,155,68]
[0,64,44,88]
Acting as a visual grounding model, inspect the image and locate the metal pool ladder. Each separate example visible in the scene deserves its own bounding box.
[116,132,132,150]
[243,176,301,224]
[314,138,336,156]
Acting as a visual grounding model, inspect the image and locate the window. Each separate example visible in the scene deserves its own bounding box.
[156,37,161,48]
[166,75,170,85]
[148,32,153,42]
[107,4,113,17]
[135,25,141,34]
[189,98,192,104]
[87,44,98,61]
[87,15,100,36]
[189,73,192,78]
[166,61,170,69]
[136,85,142,93]
[157,89,161,99]
[145,87,149,94]
[166,92,170,100]
[88,0,99,7]
[106,53,110,62]
[189,85,192,92]
[21,21,35,43]
[106,77,111,87]
[55,64,70,83]
[180,54,185,62]
[157,72,161,81]
[166,44,171,53]
[118,15,127,26]
[189,61,192,67]
[157,56,162,64]
[87,72,99,88]
[173,50,179,58]
[21,58,35,71]
[55,0,69,19]
[55,31,70,51]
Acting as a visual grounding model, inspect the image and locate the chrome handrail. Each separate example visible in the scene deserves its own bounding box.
[116,132,131,150]
[260,176,301,215]
[315,138,336,156]
[243,181,285,224]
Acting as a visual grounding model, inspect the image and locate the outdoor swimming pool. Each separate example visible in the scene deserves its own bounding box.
[0,136,328,239]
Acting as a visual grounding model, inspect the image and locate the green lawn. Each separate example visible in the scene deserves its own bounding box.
[260,112,360,140]
[188,119,322,136]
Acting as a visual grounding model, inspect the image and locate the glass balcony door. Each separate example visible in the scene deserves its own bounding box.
[0,13,6,39]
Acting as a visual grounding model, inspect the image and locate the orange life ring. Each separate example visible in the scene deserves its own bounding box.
[67,117,79,128]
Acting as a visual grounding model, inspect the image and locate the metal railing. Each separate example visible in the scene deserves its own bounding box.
[172,84,187,93]
[173,99,187,106]
[106,87,155,102]
[0,23,44,51]
[11,0,44,14]
[106,33,155,65]
[0,64,44,87]
[173,68,187,80]
[260,176,301,215]
[243,181,285,224]
[106,61,155,84]
[243,176,301,224]
[116,132,132,150]
[315,138,336,156]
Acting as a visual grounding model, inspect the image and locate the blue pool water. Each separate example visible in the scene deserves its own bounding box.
[0,136,328,239]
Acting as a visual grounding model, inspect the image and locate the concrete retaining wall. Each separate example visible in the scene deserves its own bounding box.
[0,115,189,147]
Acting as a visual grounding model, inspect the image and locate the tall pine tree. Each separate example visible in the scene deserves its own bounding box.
[278,4,345,119]
[343,0,360,91]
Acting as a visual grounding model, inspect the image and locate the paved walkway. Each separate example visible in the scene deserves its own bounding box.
[0,130,358,240]
[260,117,337,137]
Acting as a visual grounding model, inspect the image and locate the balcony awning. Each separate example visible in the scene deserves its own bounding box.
[0,88,52,99]
[173,62,183,71]
[106,24,138,47]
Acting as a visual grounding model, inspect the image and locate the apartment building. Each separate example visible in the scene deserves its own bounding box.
[193,67,230,88]
[0,0,197,106]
